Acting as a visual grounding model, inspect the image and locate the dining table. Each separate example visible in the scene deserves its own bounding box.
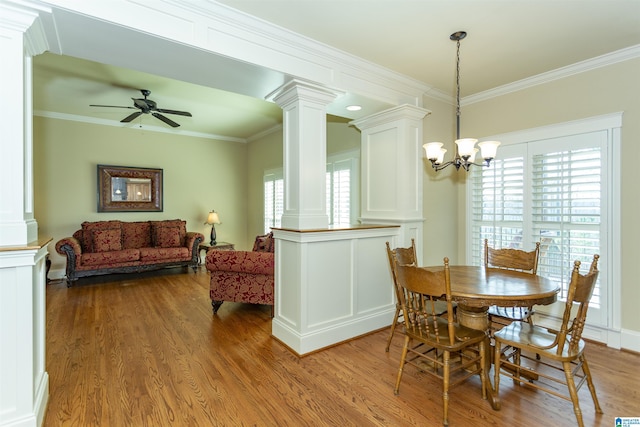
[420,264,561,410]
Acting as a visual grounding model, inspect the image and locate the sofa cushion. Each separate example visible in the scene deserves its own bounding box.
[91,228,123,252]
[151,220,187,247]
[155,226,182,248]
[81,221,123,252]
[81,249,140,266]
[73,230,91,253]
[139,247,189,262]
[122,221,152,249]
[252,232,274,252]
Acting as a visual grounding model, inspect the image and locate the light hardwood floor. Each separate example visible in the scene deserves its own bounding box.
[44,268,640,426]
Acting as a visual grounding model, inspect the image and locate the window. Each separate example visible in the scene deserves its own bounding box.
[264,150,359,233]
[264,170,283,233]
[466,114,621,337]
[326,158,356,226]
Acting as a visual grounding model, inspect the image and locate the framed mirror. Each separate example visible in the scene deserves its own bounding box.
[97,165,163,212]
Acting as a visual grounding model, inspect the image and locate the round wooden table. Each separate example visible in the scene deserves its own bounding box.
[420,265,560,409]
[421,265,560,330]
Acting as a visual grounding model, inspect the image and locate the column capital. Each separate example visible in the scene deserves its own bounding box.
[350,103,431,131]
[0,0,53,55]
[268,79,342,109]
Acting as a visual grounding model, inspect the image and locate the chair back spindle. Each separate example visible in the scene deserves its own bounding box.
[557,255,600,355]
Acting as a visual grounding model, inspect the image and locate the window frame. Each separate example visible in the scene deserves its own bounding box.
[464,113,622,347]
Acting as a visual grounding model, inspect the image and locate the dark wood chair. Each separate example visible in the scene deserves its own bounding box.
[493,254,602,427]
[384,240,448,352]
[392,256,488,426]
[484,239,541,334]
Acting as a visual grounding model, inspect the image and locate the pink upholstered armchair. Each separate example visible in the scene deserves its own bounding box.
[205,232,274,315]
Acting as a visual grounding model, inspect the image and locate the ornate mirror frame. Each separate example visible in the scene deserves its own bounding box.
[97,165,163,212]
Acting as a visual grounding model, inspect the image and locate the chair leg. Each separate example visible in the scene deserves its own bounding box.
[563,361,585,427]
[493,340,502,410]
[385,305,401,352]
[442,350,450,426]
[580,354,603,414]
[513,348,522,385]
[394,335,410,395]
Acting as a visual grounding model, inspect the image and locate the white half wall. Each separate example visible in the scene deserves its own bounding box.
[272,225,400,355]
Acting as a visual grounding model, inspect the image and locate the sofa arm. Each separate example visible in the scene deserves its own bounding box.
[56,237,83,259]
[206,250,274,276]
[185,232,205,261]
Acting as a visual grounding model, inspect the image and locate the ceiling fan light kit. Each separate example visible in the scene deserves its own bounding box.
[90,89,192,128]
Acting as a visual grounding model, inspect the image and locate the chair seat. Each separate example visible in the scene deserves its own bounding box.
[488,305,532,321]
[494,321,586,361]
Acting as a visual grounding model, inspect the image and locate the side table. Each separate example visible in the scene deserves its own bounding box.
[199,242,235,265]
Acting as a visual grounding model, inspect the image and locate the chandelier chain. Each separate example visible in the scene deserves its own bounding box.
[456,37,461,137]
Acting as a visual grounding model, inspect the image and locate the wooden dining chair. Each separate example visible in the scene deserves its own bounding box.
[385,240,448,352]
[392,256,488,426]
[484,239,541,334]
[493,254,602,427]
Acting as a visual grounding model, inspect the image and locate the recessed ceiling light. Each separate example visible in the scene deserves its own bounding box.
[346,105,362,111]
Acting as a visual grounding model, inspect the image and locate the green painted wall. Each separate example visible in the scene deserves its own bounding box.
[34,117,248,272]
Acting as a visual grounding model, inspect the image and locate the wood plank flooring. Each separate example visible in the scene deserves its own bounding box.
[44,268,640,426]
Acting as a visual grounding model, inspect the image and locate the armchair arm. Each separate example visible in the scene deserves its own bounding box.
[206,250,274,276]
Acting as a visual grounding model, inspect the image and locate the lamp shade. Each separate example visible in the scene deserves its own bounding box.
[424,142,444,161]
[436,148,447,165]
[478,141,501,160]
[206,211,221,225]
[455,138,478,158]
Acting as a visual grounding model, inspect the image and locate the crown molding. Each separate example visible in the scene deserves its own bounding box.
[33,110,247,143]
[247,124,282,143]
[464,44,640,106]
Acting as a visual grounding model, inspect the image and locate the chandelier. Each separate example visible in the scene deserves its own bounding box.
[423,31,500,172]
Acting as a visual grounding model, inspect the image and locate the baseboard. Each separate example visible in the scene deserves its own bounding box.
[621,328,640,353]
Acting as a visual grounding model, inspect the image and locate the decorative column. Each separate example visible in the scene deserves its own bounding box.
[269,79,339,230]
[351,104,431,256]
[268,81,403,355]
[0,2,51,426]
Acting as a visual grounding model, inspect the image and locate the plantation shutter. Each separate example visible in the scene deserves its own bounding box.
[531,143,602,305]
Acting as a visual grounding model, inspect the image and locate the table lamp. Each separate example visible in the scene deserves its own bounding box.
[205,210,221,245]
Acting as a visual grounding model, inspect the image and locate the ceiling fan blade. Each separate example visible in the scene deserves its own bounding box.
[90,104,137,109]
[152,112,180,128]
[155,108,192,117]
[121,111,143,123]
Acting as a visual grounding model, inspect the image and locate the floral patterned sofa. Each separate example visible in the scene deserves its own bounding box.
[55,219,204,286]
[206,232,274,315]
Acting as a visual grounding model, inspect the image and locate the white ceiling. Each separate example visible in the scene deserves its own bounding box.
[33,0,640,140]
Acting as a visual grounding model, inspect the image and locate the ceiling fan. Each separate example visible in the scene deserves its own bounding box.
[90,89,192,128]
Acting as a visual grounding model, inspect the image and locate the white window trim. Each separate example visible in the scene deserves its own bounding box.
[465,112,622,348]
